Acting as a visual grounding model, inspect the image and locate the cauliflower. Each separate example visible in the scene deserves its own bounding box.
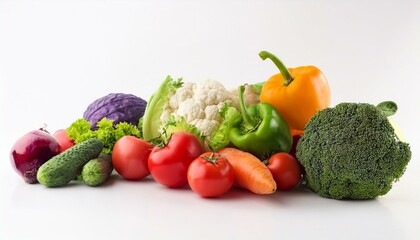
[142,75,260,144]
[161,80,237,142]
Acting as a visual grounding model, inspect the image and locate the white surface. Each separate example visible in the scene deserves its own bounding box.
[1,0,420,239]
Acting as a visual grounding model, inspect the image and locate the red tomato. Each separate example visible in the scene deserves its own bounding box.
[148,132,204,188]
[266,152,302,191]
[112,136,153,180]
[187,152,234,198]
[53,129,75,152]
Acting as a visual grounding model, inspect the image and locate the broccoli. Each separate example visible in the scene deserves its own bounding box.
[296,102,411,200]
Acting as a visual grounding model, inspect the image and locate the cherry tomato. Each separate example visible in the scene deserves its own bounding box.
[112,136,153,180]
[266,152,302,191]
[53,129,75,152]
[188,152,234,198]
[148,132,204,188]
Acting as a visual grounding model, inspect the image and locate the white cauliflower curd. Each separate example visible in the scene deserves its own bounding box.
[142,75,260,144]
[161,80,237,139]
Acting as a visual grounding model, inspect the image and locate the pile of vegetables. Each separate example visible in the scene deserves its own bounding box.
[9,50,412,200]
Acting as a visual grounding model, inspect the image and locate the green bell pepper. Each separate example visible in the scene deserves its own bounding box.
[230,85,292,158]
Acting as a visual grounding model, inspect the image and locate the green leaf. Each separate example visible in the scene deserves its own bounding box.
[66,117,143,154]
[162,116,204,144]
[208,103,241,151]
[377,101,398,117]
[95,118,116,153]
[137,117,144,138]
[248,82,265,94]
[142,76,183,141]
[115,122,141,141]
[66,118,94,144]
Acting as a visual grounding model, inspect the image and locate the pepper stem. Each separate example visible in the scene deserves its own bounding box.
[259,51,294,86]
[238,85,257,127]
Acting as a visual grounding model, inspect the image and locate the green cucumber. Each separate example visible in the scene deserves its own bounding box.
[37,138,103,187]
[82,153,113,187]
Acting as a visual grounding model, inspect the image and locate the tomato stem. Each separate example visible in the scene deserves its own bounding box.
[203,152,219,164]
[262,159,269,165]
[155,131,172,148]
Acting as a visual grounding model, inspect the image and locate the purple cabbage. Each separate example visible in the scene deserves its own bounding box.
[83,93,147,130]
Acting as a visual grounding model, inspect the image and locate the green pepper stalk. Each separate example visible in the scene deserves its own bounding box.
[229,85,293,158]
[238,85,259,131]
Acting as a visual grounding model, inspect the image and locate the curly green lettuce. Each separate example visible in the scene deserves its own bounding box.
[67,118,141,154]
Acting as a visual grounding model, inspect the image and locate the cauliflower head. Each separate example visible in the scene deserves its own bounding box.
[161,80,237,140]
[142,76,260,144]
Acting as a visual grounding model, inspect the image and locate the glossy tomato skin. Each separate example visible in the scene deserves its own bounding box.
[188,152,234,198]
[267,152,302,191]
[148,132,204,188]
[53,129,75,152]
[112,136,153,180]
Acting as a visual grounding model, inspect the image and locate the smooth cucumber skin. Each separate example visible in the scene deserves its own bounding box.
[37,139,103,187]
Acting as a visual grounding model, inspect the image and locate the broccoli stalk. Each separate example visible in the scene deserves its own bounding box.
[296,102,411,200]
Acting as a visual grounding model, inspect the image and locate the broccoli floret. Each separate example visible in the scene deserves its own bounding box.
[296,102,411,200]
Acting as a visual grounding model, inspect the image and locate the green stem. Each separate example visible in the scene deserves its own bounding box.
[203,152,219,164]
[238,85,257,127]
[249,82,265,94]
[259,50,294,86]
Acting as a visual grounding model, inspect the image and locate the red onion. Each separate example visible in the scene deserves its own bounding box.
[10,128,61,183]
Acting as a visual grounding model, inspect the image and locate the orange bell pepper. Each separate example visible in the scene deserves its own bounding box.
[259,50,331,131]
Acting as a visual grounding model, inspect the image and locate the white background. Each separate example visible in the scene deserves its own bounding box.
[1,0,419,239]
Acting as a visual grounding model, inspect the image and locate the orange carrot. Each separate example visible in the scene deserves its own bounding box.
[218,148,276,194]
